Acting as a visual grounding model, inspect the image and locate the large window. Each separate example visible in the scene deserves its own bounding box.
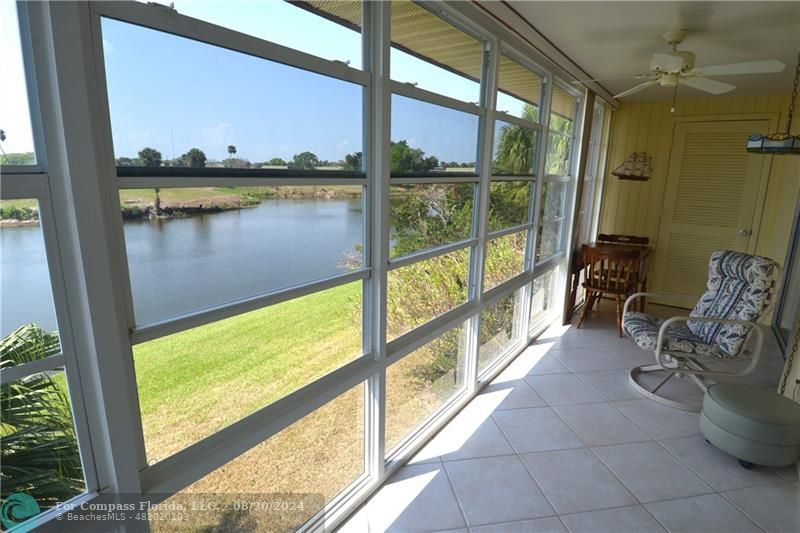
[578,103,606,243]
[479,290,524,373]
[3,1,589,530]
[0,2,36,165]
[391,95,479,174]
[155,384,365,531]
[390,183,475,258]
[493,120,538,176]
[496,53,542,120]
[390,0,483,103]
[537,83,579,263]
[545,84,578,177]
[484,231,527,291]
[133,281,362,461]
[121,186,364,324]
[1,201,88,522]
[103,19,364,171]
[530,266,560,331]
[536,181,569,262]
[171,1,364,68]
[386,323,467,454]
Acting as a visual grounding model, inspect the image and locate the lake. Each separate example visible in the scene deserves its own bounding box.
[1,198,364,336]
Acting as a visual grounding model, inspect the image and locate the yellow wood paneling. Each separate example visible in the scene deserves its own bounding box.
[598,93,800,304]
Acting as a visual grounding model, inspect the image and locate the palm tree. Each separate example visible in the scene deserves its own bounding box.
[1,325,83,509]
[494,104,537,175]
[227,145,237,159]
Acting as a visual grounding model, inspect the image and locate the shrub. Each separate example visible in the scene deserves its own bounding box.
[0,206,38,221]
[1,325,83,509]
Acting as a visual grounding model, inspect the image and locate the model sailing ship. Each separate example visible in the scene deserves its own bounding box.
[612,152,652,181]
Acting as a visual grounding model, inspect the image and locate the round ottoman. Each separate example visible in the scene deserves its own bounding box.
[700,383,800,468]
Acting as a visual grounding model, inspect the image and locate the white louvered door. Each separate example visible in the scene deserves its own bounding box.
[650,119,772,308]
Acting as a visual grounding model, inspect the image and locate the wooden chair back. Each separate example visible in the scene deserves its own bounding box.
[581,244,640,294]
[597,233,650,247]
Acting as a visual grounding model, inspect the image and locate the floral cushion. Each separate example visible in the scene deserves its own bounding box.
[688,251,779,356]
[622,312,724,358]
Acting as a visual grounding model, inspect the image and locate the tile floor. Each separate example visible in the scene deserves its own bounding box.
[339,311,799,532]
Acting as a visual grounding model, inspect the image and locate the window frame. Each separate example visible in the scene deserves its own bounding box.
[0,174,99,517]
[6,1,596,531]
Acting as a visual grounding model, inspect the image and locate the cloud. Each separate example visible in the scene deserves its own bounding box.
[128,128,155,147]
[103,37,116,55]
[201,122,233,149]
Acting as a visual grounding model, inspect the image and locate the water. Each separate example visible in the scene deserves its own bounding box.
[1,198,363,336]
[1,224,59,336]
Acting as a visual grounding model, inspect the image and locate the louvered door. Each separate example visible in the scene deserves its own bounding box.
[650,120,771,308]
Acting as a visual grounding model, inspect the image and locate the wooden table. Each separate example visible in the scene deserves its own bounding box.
[568,242,653,319]
[586,242,651,262]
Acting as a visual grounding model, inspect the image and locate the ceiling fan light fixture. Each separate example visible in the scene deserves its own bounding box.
[747,50,800,156]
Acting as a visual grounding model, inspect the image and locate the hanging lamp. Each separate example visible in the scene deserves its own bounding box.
[747,50,800,154]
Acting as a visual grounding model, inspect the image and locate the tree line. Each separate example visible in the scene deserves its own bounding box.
[115,141,477,173]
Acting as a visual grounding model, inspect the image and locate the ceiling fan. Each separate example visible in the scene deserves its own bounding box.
[577,30,786,99]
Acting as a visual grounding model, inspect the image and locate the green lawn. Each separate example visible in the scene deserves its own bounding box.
[119,185,362,210]
[133,281,362,460]
[0,199,38,210]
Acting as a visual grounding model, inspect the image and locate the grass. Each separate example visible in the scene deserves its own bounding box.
[130,276,466,530]
[133,281,362,460]
[119,186,362,210]
[0,199,38,210]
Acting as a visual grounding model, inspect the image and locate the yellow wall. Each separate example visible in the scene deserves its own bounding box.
[596,93,800,399]
[598,93,800,277]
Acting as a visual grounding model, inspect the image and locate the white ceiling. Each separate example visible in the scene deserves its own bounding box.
[506,1,800,102]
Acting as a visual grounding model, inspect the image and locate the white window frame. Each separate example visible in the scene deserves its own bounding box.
[4,1,594,531]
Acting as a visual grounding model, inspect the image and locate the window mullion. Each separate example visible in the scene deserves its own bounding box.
[466,40,499,391]
[364,0,391,492]
[26,0,146,493]
[531,71,554,276]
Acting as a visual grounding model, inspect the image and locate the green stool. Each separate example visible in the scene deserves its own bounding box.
[700,383,800,469]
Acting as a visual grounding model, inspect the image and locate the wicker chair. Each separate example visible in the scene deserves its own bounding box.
[622,250,780,412]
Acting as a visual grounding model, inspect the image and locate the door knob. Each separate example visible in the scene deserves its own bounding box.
[738,229,751,237]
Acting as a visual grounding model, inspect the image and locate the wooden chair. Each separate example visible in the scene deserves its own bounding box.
[577,244,640,336]
[596,234,650,309]
[597,233,650,246]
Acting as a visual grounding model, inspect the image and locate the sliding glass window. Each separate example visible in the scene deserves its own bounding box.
[1,3,93,527]
[4,0,591,530]
[537,83,580,264]
[171,0,364,68]
[384,0,484,459]
[103,18,364,173]
[101,3,371,501]
[390,0,483,103]
[0,1,36,166]
[0,200,88,520]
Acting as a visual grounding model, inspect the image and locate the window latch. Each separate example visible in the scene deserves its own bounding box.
[147,2,176,11]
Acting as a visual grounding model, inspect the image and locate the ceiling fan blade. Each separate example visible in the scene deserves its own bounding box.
[613,80,660,99]
[681,77,736,95]
[698,60,785,76]
[652,53,685,72]
[571,74,652,84]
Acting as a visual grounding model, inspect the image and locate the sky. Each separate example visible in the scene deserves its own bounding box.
[2,0,529,164]
[1,1,36,157]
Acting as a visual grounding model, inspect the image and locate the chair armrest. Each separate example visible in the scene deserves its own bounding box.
[656,316,764,376]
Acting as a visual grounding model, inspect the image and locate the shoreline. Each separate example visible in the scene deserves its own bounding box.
[0,219,40,227]
[2,187,363,225]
